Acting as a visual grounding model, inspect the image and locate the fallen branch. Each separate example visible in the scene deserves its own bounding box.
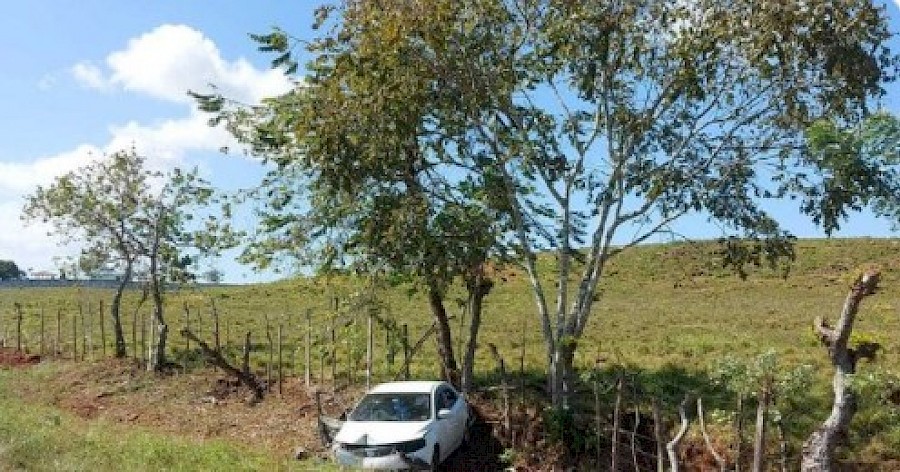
[393,320,438,381]
[180,328,265,403]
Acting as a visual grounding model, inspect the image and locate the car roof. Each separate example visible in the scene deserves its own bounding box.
[368,381,446,394]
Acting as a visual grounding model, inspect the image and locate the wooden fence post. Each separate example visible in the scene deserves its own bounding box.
[319,329,326,384]
[56,308,62,358]
[140,310,146,363]
[72,312,78,361]
[131,305,137,360]
[212,298,220,355]
[79,303,86,361]
[183,302,191,354]
[631,394,641,471]
[488,343,511,441]
[330,318,336,384]
[752,385,771,472]
[594,378,602,468]
[651,397,665,472]
[14,302,23,352]
[196,308,204,343]
[305,309,312,388]
[385,326,394,368]
[520,320,526,403]
[266,314,273,392]
[87,301,93,361]
[278,324,284,397]
[366,308,374,390]
[99,300,106,357]
[735,393,745,472]
[612,375,624,472]
[401,323,410,380]
[242,331,252,377]
[40,304,45,356]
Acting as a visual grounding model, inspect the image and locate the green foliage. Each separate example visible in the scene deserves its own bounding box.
[710,349,813,399]
[542,406,592,455]
[800,112,900,234]
[846,369,900,458]
[0,260,24,281]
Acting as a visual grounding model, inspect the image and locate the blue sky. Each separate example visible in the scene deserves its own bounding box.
[1,1,899,283]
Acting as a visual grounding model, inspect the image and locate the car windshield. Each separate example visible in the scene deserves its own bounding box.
[349,393,432,422]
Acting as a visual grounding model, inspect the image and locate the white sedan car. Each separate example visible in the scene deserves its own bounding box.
[332,380,472,470]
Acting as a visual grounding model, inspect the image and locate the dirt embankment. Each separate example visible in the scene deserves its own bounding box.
[0,358,515,470]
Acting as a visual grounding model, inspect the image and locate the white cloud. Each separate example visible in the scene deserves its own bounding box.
[0,200,78,272]
[6,24,288,275]
[106,111,238,163]
[0,144,102,198]
[895,0,900,11]
[71,24,292,104]
[71,62,110,91]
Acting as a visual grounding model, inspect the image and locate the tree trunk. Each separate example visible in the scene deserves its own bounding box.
[801,270,880,471]
[550,339,576,408]
[752,386,770,472]
[110,261,132,358]
[427,281,459,387]
[147,270,167,371]
[461,270,492,394]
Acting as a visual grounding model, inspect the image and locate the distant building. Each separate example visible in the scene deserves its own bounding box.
[28,270,58,280]
[88,269,126,281]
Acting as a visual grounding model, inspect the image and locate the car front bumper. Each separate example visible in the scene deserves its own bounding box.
[332,444,430,470]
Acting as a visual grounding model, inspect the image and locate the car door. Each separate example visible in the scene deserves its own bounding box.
[436,385,465,451]
[431,386,453,462]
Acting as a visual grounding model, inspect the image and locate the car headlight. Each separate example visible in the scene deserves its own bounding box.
[393,437,427,453]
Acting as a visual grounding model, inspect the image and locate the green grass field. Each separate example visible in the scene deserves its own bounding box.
[1,238,899,467]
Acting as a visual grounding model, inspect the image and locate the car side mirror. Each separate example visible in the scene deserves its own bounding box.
[437,408,453,419]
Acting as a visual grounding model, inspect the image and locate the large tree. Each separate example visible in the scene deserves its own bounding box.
[23,150,225,369]
[203,0,897,405]
[23,149,149,358]
[0,260,24,281]
[195,1,512,391]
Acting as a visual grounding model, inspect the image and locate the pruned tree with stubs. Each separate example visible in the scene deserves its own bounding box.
[801,270,881,471]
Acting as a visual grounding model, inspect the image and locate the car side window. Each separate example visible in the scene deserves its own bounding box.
[437,386,457,410]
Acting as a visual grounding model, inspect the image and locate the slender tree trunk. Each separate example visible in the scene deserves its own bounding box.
[148,270,167,371]
[652,397,666,472]
[752,386,771,472]
[427,281,458,387]
[801,270,880,471]
[735,394,745,472]
[461,269,492,394]
[611,376,624,472]
[110,262,131,358]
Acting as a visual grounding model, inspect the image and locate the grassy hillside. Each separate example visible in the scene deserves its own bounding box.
[1,238,899,465]
[4,239,899,370]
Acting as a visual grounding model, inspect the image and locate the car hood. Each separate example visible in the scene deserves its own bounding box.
[334,420,431,446]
